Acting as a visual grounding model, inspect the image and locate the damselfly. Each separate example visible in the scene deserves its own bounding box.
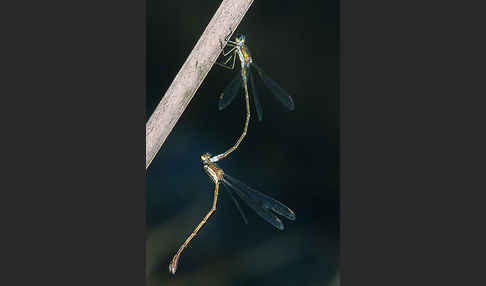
[168,152,296,274]
[209,34,295,163]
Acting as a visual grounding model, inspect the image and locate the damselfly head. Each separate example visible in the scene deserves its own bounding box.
[235,34,246,44]
[201,153,212,164]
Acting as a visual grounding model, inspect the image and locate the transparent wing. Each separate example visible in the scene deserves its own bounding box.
[252,63,295,111]
[222,173,296,231]
[248,68,263,122]
[219,72,243,111]
[224,186,248,224]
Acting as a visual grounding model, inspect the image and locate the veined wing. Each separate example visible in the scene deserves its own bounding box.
[221,173,296,230]
[224,186,248,224]
[252,63,295,111]
[249,68,263,122]
[219,72,243,111]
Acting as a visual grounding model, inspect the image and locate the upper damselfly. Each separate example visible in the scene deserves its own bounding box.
[217,34,295,119]
[209,34,295,163]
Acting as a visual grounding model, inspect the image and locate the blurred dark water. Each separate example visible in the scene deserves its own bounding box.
[147,1,339,285]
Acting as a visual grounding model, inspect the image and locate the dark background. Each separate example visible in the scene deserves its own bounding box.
[6,0,486,286]
[146,1,339,285]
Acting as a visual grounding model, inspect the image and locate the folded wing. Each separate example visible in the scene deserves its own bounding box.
[222,173,296,231]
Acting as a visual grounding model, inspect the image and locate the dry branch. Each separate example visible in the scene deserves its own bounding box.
[146,0,254,169]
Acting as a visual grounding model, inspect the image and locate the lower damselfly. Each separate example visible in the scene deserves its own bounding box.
[168,152,296,274]
[209,34,295,163]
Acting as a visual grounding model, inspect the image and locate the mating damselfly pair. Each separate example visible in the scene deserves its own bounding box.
[169,34,296,274]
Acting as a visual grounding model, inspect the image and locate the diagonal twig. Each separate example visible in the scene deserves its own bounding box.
[146,0,254,169]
